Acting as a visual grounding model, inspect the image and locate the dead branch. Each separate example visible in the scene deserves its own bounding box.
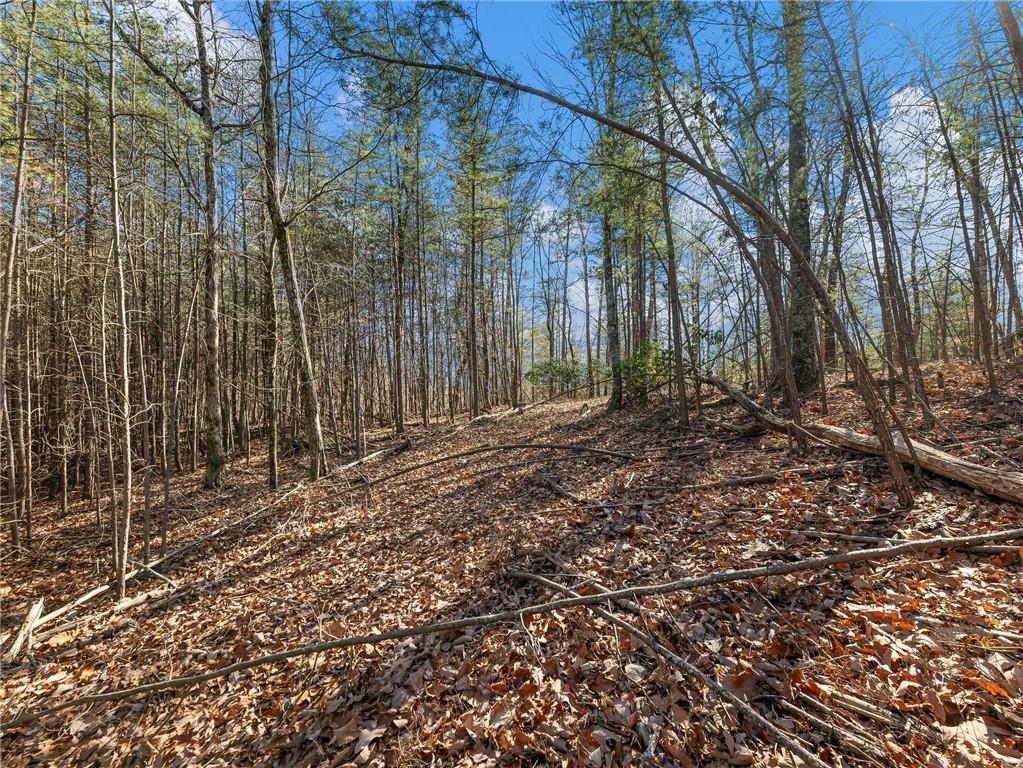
[700,372,1023,504]
[514,570,830,768]
[335,446,395,474]
[3,526,1019,729]
[535,555,895,766]
[811,690,904,730]
[775,698,894,765]
[794,528,1018,556]
[31,588,166,645]
[3,600,43,662]
[348,443,634,490]
[901,613,1023,643]
[538,474,593,504]
[538,551,643,614]
[681,460,870,491]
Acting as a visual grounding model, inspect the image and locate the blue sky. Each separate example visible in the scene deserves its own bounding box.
[466,0,970,155]
[470,1,965,86]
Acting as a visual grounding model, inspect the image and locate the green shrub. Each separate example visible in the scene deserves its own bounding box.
[525,358,583,390]
[618,341,672,401]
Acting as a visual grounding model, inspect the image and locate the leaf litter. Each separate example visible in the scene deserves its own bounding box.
[1,361,1022,766]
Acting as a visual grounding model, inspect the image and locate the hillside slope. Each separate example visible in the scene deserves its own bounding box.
[3,362,1023,767]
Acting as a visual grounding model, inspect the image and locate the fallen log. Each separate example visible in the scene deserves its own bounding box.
[681,460,870,491]
[3,526,1020,729]
[335,445,396,473]
[0,482,308,656]
[700,373,1023,505]
[807,425,1023,504]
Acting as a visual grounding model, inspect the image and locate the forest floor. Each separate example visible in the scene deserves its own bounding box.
[2,361,1023,767]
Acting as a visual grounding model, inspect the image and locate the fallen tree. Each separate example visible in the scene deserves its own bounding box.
[3,526,1020,729]
[0,482,307,659]
[699,372,1023,505]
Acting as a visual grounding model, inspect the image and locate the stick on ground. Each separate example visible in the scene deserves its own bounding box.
[514,570,830,768]
[350,443,634,490]
[3,526,1020,729]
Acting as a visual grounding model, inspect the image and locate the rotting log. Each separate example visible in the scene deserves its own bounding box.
[700,372,1023,505]
[805,424,1023,504]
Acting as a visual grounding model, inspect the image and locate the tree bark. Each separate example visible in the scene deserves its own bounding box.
[782,0,819,393]
[258,0,326,479]
[109,0,132,598]
[186,0,227,489]
[1,0,37,550]
[700,372,1023,505]
[601,214,623,412]
[996,0,1023,91]
[654,90,690,425]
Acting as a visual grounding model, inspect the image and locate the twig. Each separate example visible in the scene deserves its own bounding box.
[537,551,643,614]
[792,528,1018,556]
[775,698,894,766]
[538,474,592,504]
[514,570,830,768]
[128,561,177,589]
[901,613,1023,643]
[3,526,1020,728]
[813,690,905,730]
[350,443,634,490]
[682,460,870,491]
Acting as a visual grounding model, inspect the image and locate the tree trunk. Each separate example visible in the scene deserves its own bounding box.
[654,90,690,424]
[1,0,36,550]
[109,0,132,599]
[187,0,226,489]
[258,0,326,479]
[782,0,819,393]
[996,0,1023,91]
[601,214,623,412]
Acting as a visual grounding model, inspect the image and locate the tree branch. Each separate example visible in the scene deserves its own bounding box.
[3,526,1020,728]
